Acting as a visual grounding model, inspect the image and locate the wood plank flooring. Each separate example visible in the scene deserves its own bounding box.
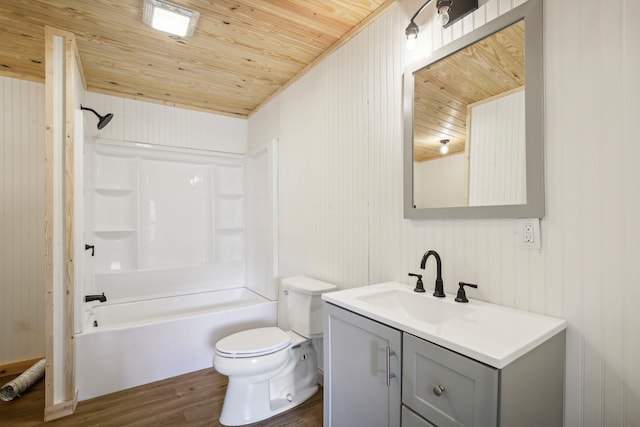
[0,368,323,426]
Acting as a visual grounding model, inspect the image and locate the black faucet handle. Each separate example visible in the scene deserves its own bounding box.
[455,282,478,303]
[409,273,425,293]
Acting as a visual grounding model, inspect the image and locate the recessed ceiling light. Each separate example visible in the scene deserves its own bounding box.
[143,0,199,37]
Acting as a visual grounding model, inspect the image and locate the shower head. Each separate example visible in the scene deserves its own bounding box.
[80,105,114,130]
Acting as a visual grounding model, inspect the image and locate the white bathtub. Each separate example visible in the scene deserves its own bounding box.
[76,287,277,400]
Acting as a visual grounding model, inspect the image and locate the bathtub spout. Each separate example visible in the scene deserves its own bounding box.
[85,293,107,303]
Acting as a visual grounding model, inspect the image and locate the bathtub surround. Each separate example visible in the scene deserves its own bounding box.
[83,139,247,302]
[76,288,276,400]
[76,130,278,399]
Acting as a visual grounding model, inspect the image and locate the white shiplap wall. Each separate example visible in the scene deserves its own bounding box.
[83,92,248,153]
[468,90,526,206]
[0,76,45,364]
[250,0,640,425]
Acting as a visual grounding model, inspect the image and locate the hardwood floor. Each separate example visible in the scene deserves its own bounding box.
[0,368,323,426]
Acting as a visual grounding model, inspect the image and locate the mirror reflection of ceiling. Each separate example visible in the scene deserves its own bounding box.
[413,20,525,162]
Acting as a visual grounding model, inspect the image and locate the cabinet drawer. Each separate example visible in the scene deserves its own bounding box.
[402,405,436,427]
[402,333,498,427]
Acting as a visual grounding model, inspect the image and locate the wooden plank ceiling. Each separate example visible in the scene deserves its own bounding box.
[413,20,524,162]
[0,0,392,118]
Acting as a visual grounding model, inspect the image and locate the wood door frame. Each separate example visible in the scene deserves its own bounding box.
[44,25,85,421]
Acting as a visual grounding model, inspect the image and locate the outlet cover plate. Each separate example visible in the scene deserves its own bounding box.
[518,218,541,250]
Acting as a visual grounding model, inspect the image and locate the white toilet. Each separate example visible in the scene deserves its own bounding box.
[213,276,337,426]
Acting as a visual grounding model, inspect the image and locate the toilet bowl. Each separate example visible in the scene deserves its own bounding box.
[213,276,336,426]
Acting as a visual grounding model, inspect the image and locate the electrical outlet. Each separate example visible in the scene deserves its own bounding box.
[523,223,534,243]
[518,219,541,250]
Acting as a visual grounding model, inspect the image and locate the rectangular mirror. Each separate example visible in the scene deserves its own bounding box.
[403,0,544,219]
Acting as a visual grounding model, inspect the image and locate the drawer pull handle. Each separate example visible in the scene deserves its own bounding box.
[386,347,396,387]
[433,384,445,396]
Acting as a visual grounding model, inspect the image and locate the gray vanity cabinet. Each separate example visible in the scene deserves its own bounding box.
[324,302,565,427]
[401,331,564,427]
[402,334,498,427]
[324,303,402,427]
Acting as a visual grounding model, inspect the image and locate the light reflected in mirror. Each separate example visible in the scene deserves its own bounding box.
[413,20,525,209]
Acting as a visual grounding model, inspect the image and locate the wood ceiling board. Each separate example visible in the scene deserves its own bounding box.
[0,0,389,118]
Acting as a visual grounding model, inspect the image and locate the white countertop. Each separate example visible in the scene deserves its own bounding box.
[322,281,566,369]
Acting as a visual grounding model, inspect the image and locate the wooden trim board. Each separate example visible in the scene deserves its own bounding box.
[0,357,45,378]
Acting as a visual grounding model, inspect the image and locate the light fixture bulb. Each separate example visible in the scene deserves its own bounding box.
[440,139,450,155]
[405,21,419,50]
[437,5,450,26]
[406,36,417,50]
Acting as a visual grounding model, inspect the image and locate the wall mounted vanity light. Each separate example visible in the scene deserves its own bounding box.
[143,0,199,37]
[80,105,113,130]
[405,0,479,49]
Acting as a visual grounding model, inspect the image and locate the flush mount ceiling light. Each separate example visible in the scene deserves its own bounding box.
[405,0,478,50]
[143,0,199,37]
[440,139,450,155]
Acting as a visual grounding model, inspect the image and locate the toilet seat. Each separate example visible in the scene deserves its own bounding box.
[215,327,292,358]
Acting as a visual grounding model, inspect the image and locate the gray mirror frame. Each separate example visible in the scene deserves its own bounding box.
[403,0,544,219]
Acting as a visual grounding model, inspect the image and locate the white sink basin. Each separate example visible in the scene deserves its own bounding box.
[322,281,567,368]
[357,288,475,324]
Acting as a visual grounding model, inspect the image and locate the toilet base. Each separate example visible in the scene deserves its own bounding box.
[218,342,319,426]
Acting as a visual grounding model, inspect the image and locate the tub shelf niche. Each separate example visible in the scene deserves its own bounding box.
[92,230,138,273]
[87,139,246,290]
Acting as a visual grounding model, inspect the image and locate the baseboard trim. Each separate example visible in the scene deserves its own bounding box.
[317,368,324,387]
[0,357,44,378]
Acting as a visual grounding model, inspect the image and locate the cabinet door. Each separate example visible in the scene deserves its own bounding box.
[324,303,401,427]
[403,333,498,427]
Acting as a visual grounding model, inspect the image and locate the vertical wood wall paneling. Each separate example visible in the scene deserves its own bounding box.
[622,1,640,423]
[83,92,248,154]
[250,0,640,424]
[0,77,45,364]
[468,89,526,206]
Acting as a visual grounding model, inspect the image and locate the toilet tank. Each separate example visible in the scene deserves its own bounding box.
[282,276,337,338]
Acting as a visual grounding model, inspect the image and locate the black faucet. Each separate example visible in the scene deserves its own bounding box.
[85,293,107,303]
[420,250,445,298]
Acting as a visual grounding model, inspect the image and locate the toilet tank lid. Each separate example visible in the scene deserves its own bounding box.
[282,276,337,295]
